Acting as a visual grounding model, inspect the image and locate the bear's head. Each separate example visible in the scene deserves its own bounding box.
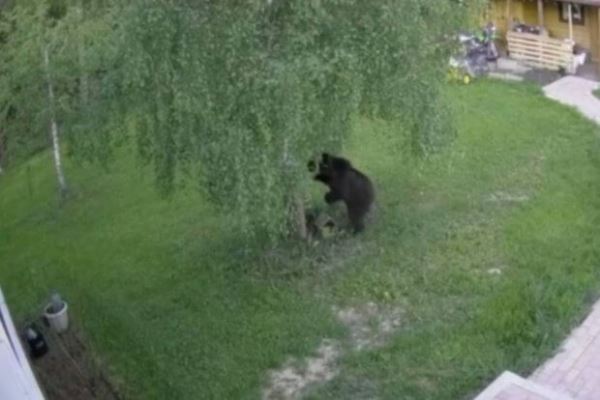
[307,152,333,173]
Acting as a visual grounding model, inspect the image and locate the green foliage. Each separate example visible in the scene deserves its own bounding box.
[1,0,485,239]
[0,0,119,165]
[0,4,49,160]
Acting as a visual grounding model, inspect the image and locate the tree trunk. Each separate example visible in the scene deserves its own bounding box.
[43,47,68,198]
[282,136,308,240]
[293,194,307,240]
[0,126,6,174]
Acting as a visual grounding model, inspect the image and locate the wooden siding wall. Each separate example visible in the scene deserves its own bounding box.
[489,0,600,62]
[489,0,525,35]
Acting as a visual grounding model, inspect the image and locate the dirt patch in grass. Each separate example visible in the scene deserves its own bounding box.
[263,339,340,400]
[334,302,403,351]
[263,301,404,399]
[24,320,122,400]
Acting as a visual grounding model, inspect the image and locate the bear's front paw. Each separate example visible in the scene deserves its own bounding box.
[325,192,337,204]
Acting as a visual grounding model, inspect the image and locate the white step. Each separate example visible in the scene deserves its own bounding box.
[489,72,524,82]
[496,57,533,74]
[474,371,573,400]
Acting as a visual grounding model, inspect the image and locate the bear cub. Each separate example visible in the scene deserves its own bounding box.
[308,153,375,233]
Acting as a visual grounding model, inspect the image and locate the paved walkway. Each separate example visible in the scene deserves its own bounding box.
[476,74,600,400]
[543,76,600,125]
[530,301,600,399]
[476,302,600,400]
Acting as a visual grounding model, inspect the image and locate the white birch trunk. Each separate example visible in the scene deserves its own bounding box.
[43,47,68,197]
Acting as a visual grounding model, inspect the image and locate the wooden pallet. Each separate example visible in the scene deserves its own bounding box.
[507,31,574,72]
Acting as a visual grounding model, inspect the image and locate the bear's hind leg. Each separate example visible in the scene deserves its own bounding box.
[348,206,367,234]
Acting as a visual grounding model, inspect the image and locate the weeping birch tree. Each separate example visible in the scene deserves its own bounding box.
[1,0,484,239]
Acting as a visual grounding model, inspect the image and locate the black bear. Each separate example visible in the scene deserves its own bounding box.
[308,153,375,233]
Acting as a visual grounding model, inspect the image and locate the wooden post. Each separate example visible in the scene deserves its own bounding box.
[537,0,544,26]
[597,7,600,74]
[568,2,574,42]
[506,0,512,32]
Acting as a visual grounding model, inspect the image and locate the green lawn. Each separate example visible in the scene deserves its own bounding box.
[2,80,600,399]
[594,87,600,100]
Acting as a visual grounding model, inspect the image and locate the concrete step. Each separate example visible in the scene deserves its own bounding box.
[496,57,532,74]
[489,71,524,82]
[474,371,573,400]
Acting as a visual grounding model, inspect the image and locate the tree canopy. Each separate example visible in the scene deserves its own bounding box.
[0,0,484,241]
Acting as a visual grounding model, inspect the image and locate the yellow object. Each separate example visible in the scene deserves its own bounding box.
[447,67,472,85]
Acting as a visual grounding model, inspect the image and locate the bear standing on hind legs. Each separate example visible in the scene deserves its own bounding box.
[308,153,375,233]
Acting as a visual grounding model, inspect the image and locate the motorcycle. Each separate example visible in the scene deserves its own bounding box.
[448,23,499,84]
[480,22,499,62]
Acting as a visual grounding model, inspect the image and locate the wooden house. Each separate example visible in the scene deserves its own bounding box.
[486,1,600,72]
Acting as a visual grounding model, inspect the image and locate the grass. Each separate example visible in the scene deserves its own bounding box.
[594,87,600,100]
[2,80,600,399]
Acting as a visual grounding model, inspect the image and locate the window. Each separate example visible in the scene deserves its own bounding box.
[559,2,585,25]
